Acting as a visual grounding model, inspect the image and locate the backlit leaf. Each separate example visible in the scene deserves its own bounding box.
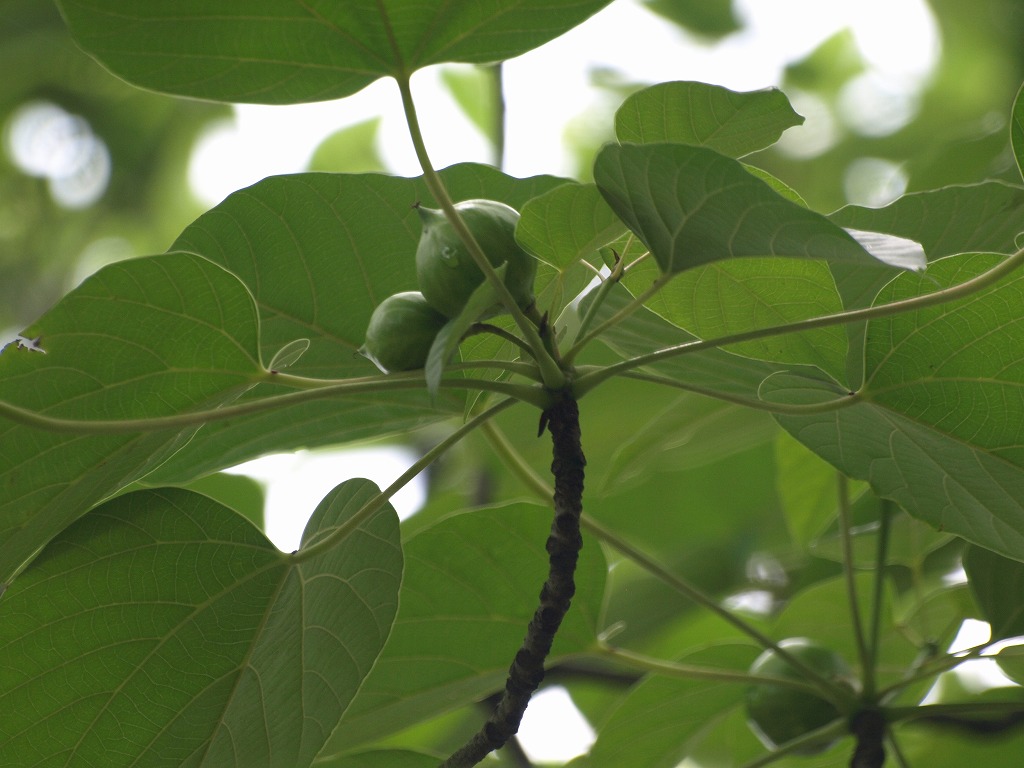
[772,253,1024,561]
[615,81,803,157]
[0,252,262,582]
[594,143,894,275]
[148,165,567,484]
[518,182,625,268]
[56,0,613,104]
[830,181,1024,259]
[0,481,402,767]
[622,256,849,382]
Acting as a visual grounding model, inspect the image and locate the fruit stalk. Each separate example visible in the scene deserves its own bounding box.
[440,395,586,768]
[395,74,565,389]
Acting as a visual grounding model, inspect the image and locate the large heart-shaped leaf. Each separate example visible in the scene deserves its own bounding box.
[614,81,803,157]
[593,143,896,276]
[147,165,568,485]
[56,0,613,104]
[0,480,402,767]
[0,252,262,582]
[773,252,1024,561]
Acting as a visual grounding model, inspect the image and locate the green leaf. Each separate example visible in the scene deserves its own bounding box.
[583,283,845,400]
[440,65,502,149]
[424,265,503,397]
[594,394,778,495]
[590,441,788,650]
[773,574,917,687]
[774,430,840,546]
[830,181,1024,258]
[518,182,625,269]
[321,502,606,754]
[593,143,895,275]
[895,687,1024,768]
[307,118,385,174]
[775,388,1024,564]
[863,254,1024,467]
[992,645,1024,686]
[622,256,849,382]
[963,545,1024,639]
[811,503,951,571]
[268,338,311,370]
[148,165,567,484]
[744,165,809,205]
[0,252,263,582]
[615,81,803,157]
[1010,81,1024,182]
[314,749,441,768]
[174,471,267,533]
[641,0,740,39]
[56,0,614,104]
[772,252,1024,561]
[683,706,798,768]
[892,584,974,655]
[573,644,759,768]
[0,481,402,767]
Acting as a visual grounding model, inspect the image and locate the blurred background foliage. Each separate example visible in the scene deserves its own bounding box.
[0,0,227,334]
[4,0,1024,336]
[760,0,1024,209]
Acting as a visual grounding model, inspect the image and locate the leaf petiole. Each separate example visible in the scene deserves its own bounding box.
[0,370,552,433]
[581,514,859,708]
[564,266,668,365]
[838,473,872,688]
[598,643,839,702]
[738,719,850,768]
[864,500,894,699]
[609,370,861,415]
[572,246,1024,399]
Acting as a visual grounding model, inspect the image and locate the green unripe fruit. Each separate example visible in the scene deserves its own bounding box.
[744,638,855,754]
[415,199,537,319]
[360,291,448,373]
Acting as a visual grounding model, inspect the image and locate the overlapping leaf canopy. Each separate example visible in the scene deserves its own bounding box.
[6,4,1024,764]
[0,481,402,767]
[56,0,614,103]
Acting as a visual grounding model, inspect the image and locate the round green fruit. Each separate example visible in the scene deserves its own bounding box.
[415,199,537,319]
[744,638,855,754]
[360,291,448,373]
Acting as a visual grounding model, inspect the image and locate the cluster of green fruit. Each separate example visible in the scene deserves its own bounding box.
[360,199,537,373]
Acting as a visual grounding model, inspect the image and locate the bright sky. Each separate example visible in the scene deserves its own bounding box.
[211,0,942,762]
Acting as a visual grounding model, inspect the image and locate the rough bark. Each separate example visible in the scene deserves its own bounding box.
[441,397,585,768]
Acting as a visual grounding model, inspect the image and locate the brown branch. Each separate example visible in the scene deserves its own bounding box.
[441,396,586,767]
